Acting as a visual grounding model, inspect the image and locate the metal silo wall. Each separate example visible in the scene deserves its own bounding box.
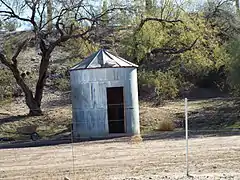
[70,68,140,138]
[70,69,108,138]
[124,68,140,135]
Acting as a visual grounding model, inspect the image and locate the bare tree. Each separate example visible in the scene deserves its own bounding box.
[0,0,124,116]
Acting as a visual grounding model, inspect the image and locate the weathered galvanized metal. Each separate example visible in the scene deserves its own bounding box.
[70,49,140,138]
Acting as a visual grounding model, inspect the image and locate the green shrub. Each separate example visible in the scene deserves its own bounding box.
[138,70,179,100]
[226,38,240,95]
[0,69,14,100]
[52,76,70,92]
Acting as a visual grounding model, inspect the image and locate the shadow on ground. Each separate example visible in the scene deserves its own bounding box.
[174,97,240,130]
[0,115,28,124]
[42,93,71,109]
[43,98,71,108]
[0,129,239,149]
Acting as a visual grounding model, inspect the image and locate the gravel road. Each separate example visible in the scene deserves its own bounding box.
[0,135,239,180]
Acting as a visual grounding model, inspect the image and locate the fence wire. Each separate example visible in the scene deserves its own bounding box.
[0,97,240,179]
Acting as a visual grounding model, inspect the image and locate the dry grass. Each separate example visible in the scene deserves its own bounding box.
[139,104,177,133]
[0,107,72,141]
[157,119,175,131]
[1,97,239,142]
[130,134,143,144]
[139,98,240,133]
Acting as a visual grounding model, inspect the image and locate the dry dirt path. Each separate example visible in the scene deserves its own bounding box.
[0,135,240,180]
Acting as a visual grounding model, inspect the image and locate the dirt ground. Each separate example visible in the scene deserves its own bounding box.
[0,135,239,180]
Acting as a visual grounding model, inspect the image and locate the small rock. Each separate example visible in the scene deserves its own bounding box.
[64,177,70,180]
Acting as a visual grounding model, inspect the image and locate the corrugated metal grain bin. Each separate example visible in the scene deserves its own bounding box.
[69,49,140,138]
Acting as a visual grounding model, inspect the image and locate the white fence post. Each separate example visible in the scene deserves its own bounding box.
[71,126,75,179]
[185,98,189,176]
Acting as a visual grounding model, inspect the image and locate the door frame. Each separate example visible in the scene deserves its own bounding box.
[106,86,126,134]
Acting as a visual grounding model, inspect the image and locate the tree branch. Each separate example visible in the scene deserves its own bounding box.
[0,51,34,100]
[136,17,183,33]
[12,37,32,67]
[131,17,183,61]
[150,38,199,55]
[37,0,48,28]
[55,8,68,37]
[0,0,39,31]
[29,0,39,30]
[51,24,95,50]
[0,52,12,68]
[0,0,32,23]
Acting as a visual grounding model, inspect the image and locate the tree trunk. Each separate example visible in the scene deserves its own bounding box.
[25,93,43,116]
[29,45,53,116]
[34,51,50,107]
[9,63,43,116]
[0,53,44,116]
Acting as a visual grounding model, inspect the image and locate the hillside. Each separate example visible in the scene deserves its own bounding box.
[0,29,240,144]
[1,90,239,143]
[0,6,240,143]
[1,1,240,180]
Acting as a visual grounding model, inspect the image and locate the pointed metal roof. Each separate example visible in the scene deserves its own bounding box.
[70,49,138,70]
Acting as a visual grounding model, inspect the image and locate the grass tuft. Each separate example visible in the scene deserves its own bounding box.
[130,135,143,144]
[158,119,175,131]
